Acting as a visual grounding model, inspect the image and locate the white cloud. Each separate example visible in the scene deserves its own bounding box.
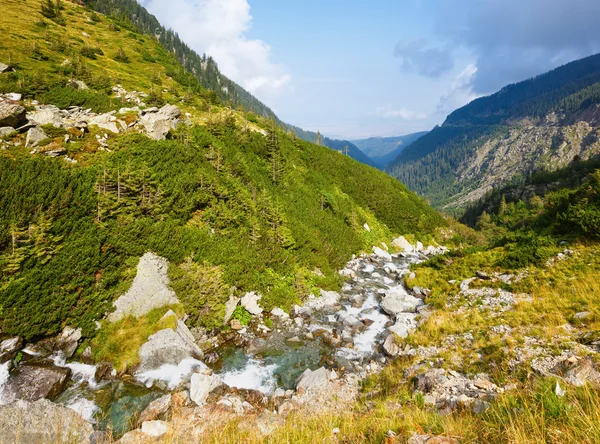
[375,106,427,120]
[436,64,480,115]
[140,0,291,103]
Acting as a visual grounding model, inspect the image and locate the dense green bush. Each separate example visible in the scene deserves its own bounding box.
[38,86,120,113]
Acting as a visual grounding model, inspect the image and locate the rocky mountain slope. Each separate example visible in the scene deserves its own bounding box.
[352,132,428,169]
[387,53,600,213]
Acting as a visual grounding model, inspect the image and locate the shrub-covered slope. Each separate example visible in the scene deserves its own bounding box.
[0,0,444,339]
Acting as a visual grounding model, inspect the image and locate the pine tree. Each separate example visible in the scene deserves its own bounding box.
[498,195,507,217]
[315,131,323,146]
[267,123,285,184]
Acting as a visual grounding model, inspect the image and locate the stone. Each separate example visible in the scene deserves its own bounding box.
[56,326,82,359]
[295,367,329,391]
[380,287,422,317]
[408,435,458,444]
[363,223,371,232]
[0,102,26,128]
[2,364,70,402]
[476,271,489,280]
[89,113,120,133]
[137,394,172,424]
[472,399,490,414]
[0,399,93,444]
[295,290,340,316]
[0,127,16,138]
[415,369,447,393]
[372,246,392,262]
[382,334,401,357]
[5,93,21,101]
[108,252,180,322]
[573,311,591,320]
[223,295,240,324]
[392,236,414,252]
[270,307,289,319]
[141,420,169,437]
[388,314,418,338]
[28,108,63,127]
[26,126,48,149]
[0,337,22,363]
[0,63,14,73]
[190,372,222,406]
[140,104,181,140]
[137,320,203,373]
[230,319,243,330]
[240,291,263,316]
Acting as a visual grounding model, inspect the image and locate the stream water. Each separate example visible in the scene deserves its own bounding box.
[0,250,425,437]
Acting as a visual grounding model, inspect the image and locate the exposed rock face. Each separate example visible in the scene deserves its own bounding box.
[190,372,222,406]
[108,252,179,322]
[240,292,263,316]
[137,320,203,373]
[295,367,329,391]
[0,102,26,128]
[140,104,181,140]
[223,296,240,324]
[0,337,22,363]
[24,326,82,359]
[2,364,70,402]
[0,399,93,444]
[137,394,172,424]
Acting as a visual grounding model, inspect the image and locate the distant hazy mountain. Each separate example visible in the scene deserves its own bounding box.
[352,132,429,169]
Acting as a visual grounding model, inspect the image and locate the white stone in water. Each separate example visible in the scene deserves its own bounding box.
[380,287,422,316]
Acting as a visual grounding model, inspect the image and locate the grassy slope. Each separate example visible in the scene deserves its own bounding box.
[0,0,444,341]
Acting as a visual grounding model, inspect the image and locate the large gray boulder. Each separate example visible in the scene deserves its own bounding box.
[387,313,418,338]
[26,126,48,149]
[137,317,203,373]
[295,367,329,391]
[28,106,64,127]
[24,326,81,359]
[223,295,240,324]
[295,290,340,316]
[190,372,222,406]
[0,399,93,444]
[0,102,26,128]
[89,113,120,133]
[0,337,22,363]
[380,287,422,317]
[2,364,70,402]
[240,292,263,316]
[392,236,414,252]
[0,127,16,138]
[140,104,181,140]
[108,252,180,322]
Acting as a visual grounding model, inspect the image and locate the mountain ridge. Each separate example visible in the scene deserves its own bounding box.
[352,132,429,169]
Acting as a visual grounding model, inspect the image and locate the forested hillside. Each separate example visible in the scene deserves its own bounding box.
[387,53,600,213]
[0,0,443,339]
[352,132,428,169]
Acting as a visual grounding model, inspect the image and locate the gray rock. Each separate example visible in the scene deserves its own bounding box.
[223,295,240,324]
[573,311,591,320]
[295,290,340,316]
[56,327,82,359]
[270,307,289,319]
[388,314,418,338]
[476,271,489,280]
[372,246,392,262]
[0,102,26,128]
[473,399,490,414]
[0,127,16,138]
[190,372,222,406]
[26,126,47,149]
[415,368,447,393]
[108,252,179,322]
[240,291,263,316]
[295,367,329,391]
[137,394,172,425]
[137,320,203,373]
[380,287,422,317]
[28,108,63,127]
[2,364,71,402]
[382,334,401,357]
[89,113,120,133]
[141,420,169,437]
[0,63,15,73]
[0,337,22,363]
[140,104,180,140]
[0,399,93,444]
[392,236,414,252]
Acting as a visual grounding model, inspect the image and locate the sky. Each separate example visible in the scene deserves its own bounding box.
[139,0,600,140]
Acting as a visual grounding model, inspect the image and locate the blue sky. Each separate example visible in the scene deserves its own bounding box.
[140,0,600,139]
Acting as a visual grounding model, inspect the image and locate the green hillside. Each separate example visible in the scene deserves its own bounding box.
[352,132,428,169]
[0,0,443,339]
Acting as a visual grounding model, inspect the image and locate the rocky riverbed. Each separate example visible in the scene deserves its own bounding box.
[0,237,450,442]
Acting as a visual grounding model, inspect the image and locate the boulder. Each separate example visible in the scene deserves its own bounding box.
[372,246,392,262]
[26,126,47,149]
[295,290,340,316]
[223,295,240,324]
[24,326,81,359]
[190,372,222,406]
[270,307,289,319]
[141,420,169,437]
[295,367,329,391]
[108,252,180,322]
[415,368,447,393]
[28,108,64,127]
[89,113,120,133]
[0,337,22,363]
[388,314,418,338]
[240,291,263,316]
[0,399,93,444]
[137,320,203,373]
[0,127,16,138]
[0,102,26,128]
[380,287,422,317]
[382,334,401,357]
[2,364,70,402]
[140,104,181,140]
[230,319,243,330]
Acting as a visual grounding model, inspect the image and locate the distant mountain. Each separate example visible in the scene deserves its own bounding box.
[387,53,600,213]
[285,124,376,168]
[352,132,428,169]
